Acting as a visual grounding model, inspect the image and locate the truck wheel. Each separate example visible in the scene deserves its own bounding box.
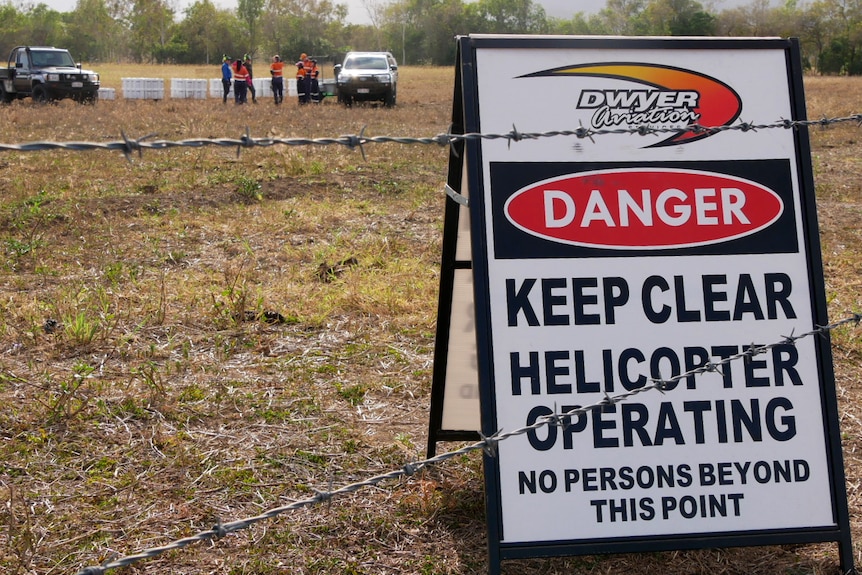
[0,83,12,104]
[384,88,396,108]
[32,85,50,104]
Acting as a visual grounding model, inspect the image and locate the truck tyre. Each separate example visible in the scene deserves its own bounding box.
[32,85,50,104]
[0,83,12,104]
[384,88,396,108]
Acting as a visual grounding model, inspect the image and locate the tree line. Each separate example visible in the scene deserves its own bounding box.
[0,0,860,74]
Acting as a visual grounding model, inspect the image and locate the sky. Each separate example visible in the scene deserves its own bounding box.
[22,0,748,25]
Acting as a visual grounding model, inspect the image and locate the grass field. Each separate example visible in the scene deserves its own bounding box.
[1,66,862,575]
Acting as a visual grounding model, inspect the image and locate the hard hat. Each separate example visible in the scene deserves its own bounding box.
[244,53,250,60]
[300,53,307,60]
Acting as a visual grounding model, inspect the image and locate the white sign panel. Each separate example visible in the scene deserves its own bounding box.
[470,37,840,546]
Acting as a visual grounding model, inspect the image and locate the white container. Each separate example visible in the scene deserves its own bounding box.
[252,77,272,98]
[170,78,185,98]
[121,77,140,98]
[287,78,297,97]
[145,78,165,100]
[170,78,207,99]
[98,87,115,100]
[122,77,164,100]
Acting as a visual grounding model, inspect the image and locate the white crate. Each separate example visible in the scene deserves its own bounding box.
[252,77,272,98]
[170,78,207,99]
[98,87,115,100]
[287,78,297,97]
[121,77,141,97]
[122,78,164,100]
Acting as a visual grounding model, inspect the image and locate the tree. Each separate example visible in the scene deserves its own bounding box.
[806,0,862,73]
[466,0,548,33]
[801,1,834,70]
[175,0,243,64]
[380,0,467,65]
[547,12,594,35]
[361,0,389,50]
[238,0,265,57]
[24,4,67,47]
[639,0,715,35]
[0,5,29,56]
[259,0,348,64]
[595,0,647,34]
[67,0,124,61]
[129,0,175,62]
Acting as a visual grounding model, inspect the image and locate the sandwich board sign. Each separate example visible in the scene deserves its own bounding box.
[426,35,853,574]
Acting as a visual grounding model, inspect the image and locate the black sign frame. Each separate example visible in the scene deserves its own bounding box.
[429,34,853,575]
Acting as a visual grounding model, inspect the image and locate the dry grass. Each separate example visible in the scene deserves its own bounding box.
[0,69,861,575]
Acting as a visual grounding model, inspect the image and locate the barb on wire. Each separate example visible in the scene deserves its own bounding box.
[72,312,862,575]
[6,114,862,159]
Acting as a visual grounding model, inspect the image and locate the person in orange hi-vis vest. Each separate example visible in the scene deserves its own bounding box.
[270,55,284,105]
[296,54,309,104]
[302,55,320,103]
[232,59,249,104]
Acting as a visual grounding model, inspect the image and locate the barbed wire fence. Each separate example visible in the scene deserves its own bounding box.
[0,114,859,161]
[2,115,859,574]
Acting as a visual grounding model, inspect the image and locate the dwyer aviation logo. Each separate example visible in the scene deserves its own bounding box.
[503,168,784,250]
[520,63,742,147]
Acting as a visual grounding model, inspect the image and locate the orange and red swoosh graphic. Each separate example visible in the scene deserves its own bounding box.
[519,62,742,147]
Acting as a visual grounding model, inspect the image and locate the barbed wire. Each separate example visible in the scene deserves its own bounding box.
[2,115,862,161]
[73,312,862,575]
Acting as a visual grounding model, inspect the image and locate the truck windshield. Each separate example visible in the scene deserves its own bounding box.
[30,51,75,68]
[344,56,388,71]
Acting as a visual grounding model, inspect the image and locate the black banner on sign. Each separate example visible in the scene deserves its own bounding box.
[430,33,854,575]
[490,159,799,259]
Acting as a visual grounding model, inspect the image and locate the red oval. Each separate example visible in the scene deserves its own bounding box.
[504,168,784,250]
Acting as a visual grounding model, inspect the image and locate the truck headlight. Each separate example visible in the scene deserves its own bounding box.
[47,73,59,81]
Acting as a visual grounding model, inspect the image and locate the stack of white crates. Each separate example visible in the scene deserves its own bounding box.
[98,87,116,100]
[170,78,207,99]
[252,77,272,99]
[122,78,165,100]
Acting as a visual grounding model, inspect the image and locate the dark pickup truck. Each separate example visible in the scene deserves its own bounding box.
[0,46,100,104]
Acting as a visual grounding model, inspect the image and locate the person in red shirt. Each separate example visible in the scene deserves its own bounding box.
[270,55,284,105]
